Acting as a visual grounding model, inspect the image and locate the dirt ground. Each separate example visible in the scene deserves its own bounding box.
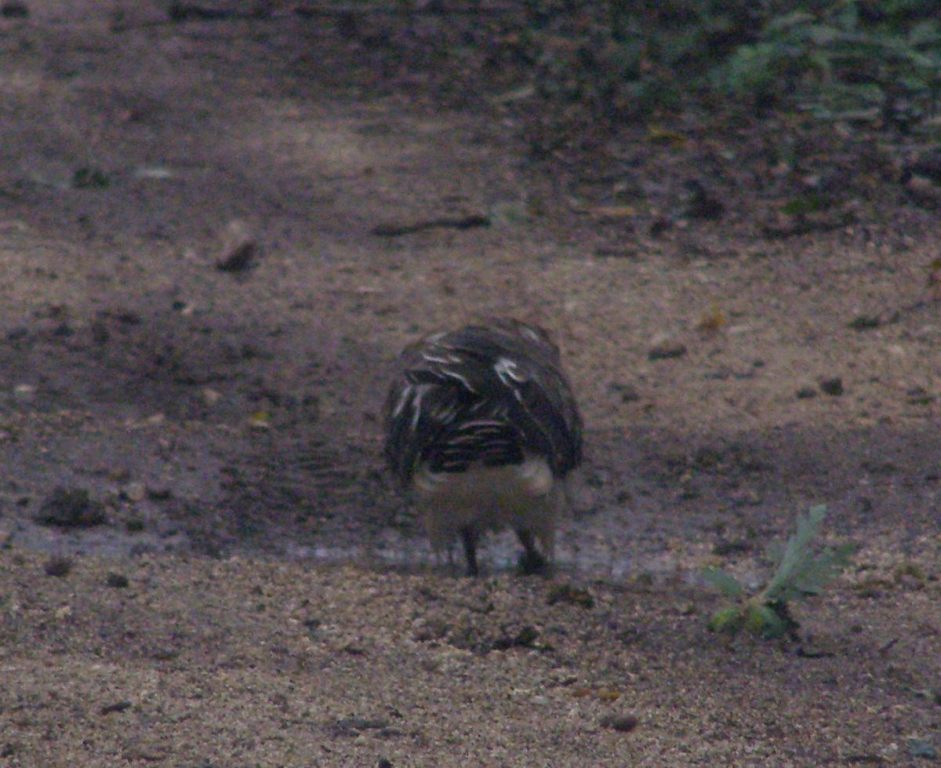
[1,2,939,766]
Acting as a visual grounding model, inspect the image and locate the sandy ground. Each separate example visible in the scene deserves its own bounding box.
[0,2,940,766]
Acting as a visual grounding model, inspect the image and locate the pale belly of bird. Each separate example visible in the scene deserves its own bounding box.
[411,454,564,554]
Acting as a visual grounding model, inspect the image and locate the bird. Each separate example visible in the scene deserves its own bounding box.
[383,318,582,575]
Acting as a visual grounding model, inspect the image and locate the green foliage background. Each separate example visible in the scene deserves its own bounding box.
[526,0,941,129]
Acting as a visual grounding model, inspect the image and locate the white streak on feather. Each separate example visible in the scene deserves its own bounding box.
[440,368,476,393]
[520,326,541,344]
[391,384,411,419]
[409,384,430,430]
[494,356,524,385]
[430,401,458,424]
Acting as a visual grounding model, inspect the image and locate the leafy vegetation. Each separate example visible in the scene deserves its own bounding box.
[704,505,854,639]
[523,0,941,129]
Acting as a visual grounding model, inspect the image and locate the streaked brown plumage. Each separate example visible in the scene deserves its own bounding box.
[384,318,582,575]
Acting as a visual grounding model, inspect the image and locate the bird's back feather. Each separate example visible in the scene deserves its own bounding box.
[384,318,582,487]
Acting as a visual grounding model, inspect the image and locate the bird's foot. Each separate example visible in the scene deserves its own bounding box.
[517,548,549,576]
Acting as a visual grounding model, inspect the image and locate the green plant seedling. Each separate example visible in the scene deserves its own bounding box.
[704,505,854,639]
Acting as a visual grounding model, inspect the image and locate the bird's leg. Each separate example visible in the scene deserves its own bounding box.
[516,529,548,575]
[460,526,479,577]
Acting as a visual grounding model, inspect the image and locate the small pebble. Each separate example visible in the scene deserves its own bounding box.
[146,486,172,501]
[683,179,724,220]
[123,483,146,503]
[600,714,639,733]
[648,341,687,361]
[115,310,142,325]
[216,219,258,272]
[126,518,145,532]
[907,386,934,405]
[44,556,73,577]
[819,377,844,396]
[106,572,129,588]
[909,149,941,183]
[609,383,640,403]
[849,314,880,331]
[796,386,817,399]
[547,583,595,609]
[649,216,673,236]
[906,175,941,209]
[13,384,36,402]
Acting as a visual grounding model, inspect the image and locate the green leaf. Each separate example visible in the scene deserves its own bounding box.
[834,3,859,33]
[781,193,832,216]
[791,542,856,595]
[708,606,745,634]
[762,505,852,604]
[763,504,826,601]
[705,504,852,641]
[907,738,938,760]
[908,21,941,47]
[744,603,788,638]
[765,11,815,34]
[702,568,745,598]
[805,24,845,46]
[715,43,782,98]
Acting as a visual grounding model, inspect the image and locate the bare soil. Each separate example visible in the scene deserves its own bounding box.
[0,2,939,766]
